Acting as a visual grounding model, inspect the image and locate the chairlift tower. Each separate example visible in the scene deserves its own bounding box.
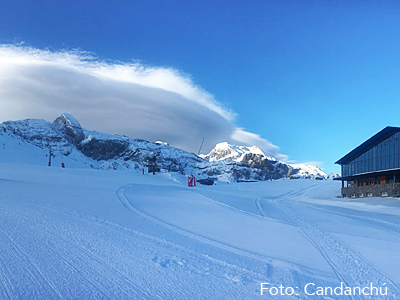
[48,146,52,166]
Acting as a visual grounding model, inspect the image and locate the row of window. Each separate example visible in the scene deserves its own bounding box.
[343,133,400,176]
[343,156,400,176]
[354,132,400,162]
[346,192,388,198]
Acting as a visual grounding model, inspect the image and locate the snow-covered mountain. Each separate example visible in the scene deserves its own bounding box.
[201,142,328,180]
[1,113,203,173]
[290,164,327,179]
[200,142,275,162]
[0,114,329,184]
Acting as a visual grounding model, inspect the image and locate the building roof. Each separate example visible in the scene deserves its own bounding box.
[335,126,400,165]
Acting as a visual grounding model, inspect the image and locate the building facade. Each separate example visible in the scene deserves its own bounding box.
[335,127,400,198]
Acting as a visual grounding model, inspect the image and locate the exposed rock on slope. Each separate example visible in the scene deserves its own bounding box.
[54,113,85,144]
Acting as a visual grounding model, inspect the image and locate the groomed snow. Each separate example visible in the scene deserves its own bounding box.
[1,163,400,299]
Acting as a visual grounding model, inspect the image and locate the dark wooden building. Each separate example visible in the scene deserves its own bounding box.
[335,126,400,198]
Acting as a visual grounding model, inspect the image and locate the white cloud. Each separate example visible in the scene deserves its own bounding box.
[0,44,287,160]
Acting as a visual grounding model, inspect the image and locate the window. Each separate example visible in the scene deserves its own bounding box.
[382,143,387,156]
[347,181,354,187]
[382,191,388,197]
[343,165,348,176]
[372,156,376,172]
[358,193,364,198]
[390,141,394,156]
[367,192,373,197]
[376,155,381,171]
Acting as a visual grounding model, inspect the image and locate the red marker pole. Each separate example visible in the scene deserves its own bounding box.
[188,176,196,187]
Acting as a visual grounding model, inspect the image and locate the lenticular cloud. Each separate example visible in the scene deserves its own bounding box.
[0,44,287,160]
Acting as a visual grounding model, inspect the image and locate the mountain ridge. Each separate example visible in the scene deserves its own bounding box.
[0,113,333,184]
[202,141,328,179]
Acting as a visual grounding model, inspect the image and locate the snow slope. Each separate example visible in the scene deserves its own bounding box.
[1,161,400,299]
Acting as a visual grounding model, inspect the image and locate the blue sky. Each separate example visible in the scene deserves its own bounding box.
[1,0,400,173]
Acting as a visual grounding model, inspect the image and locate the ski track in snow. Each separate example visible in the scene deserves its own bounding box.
[118,184,341,299]
[0,192,191,299]
[1,188,283,299]
[0,191,161,300]
[2,171,399,299]
[256,184,400,300]
[303,203,400,237]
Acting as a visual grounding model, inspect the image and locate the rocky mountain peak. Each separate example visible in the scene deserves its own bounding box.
[202,142,274,162]
[54,113,85,145]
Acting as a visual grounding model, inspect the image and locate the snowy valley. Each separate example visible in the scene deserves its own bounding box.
[0,114,399,299]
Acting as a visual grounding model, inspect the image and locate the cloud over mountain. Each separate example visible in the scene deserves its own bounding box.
[0,44,287,160]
